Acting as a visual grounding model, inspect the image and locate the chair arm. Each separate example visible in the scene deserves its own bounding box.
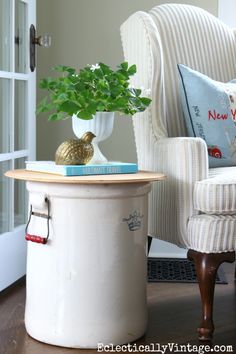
[146,137,208,248]
[155,137,208,180]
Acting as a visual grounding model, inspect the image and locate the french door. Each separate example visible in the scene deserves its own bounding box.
[0,0,36,291]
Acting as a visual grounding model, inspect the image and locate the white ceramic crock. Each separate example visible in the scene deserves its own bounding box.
[24,180,151,348]
[72,112,115,164]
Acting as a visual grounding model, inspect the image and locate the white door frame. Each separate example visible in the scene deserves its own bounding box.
[0,0,36,291]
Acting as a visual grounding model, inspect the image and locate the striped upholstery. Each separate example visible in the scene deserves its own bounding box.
[194,167,236,214]
[147,137,208,248]
[188,215,236,253]
[121,4,236,253]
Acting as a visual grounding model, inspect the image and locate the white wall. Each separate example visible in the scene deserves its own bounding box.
[37,0,218,258]
[218,0,236,27]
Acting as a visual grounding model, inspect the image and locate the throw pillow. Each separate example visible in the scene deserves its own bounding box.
[178,64,236,167]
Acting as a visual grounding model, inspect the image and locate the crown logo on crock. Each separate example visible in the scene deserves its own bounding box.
[122,211,143,231]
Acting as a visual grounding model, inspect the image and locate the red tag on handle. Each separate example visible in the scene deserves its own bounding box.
[25,233,47,244]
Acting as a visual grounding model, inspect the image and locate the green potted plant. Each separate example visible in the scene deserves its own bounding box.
[37,62,151,163]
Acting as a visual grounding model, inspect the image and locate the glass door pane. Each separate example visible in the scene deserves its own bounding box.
[15,0,27,73]
[0,78,11,153]
[14,158,27,227]
[0,0,11,71]
[15,80,27,150]
[0,160,11,233]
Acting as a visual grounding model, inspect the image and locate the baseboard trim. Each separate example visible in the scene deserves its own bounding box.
[0,275,26,297]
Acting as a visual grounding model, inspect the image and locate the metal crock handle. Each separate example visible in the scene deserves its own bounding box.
[25,197,51,245]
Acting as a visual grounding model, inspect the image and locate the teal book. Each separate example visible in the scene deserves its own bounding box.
[26,161,138,176]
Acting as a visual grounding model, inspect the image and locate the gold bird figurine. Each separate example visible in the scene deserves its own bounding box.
[55,131,96,165]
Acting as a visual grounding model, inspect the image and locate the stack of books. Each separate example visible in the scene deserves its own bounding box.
[26,161,138,176]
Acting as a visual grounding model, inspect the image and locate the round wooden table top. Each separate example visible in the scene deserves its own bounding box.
[5,169,166,185]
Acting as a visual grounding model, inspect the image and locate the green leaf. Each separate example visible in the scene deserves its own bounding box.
[77,110,94,120]
[133,88,141,97]
[107,103,120,112]
[59,101,80,115]
[120,62,128,70]
[140,97,152,106]
[96,102,106,111]
[57,92,68,101]
[86,104,97,115]
[39,78,49,89]
[93,68,104,79]
[99,63,112,75]
[110,86,123,97]
[114,72,127,82]
[128,64,137,75]
[116,97,128,106]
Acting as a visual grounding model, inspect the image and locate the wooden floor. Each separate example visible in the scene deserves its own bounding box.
[0,263,235,354]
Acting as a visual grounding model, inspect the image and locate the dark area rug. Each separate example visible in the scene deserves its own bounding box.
[148,257,227,284]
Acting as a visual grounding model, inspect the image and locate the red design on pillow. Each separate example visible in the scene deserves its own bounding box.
[207,146,222,159]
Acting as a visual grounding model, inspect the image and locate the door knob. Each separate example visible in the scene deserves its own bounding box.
[30,24,51,72]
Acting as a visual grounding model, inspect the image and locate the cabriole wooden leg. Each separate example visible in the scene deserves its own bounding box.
[187,249,235,342]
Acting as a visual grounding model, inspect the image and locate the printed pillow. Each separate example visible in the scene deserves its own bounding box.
[178,64,236,167]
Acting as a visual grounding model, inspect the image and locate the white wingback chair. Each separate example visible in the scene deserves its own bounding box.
[121,3,236,341]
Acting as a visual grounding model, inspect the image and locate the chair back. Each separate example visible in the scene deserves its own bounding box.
[121,4,236,138]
